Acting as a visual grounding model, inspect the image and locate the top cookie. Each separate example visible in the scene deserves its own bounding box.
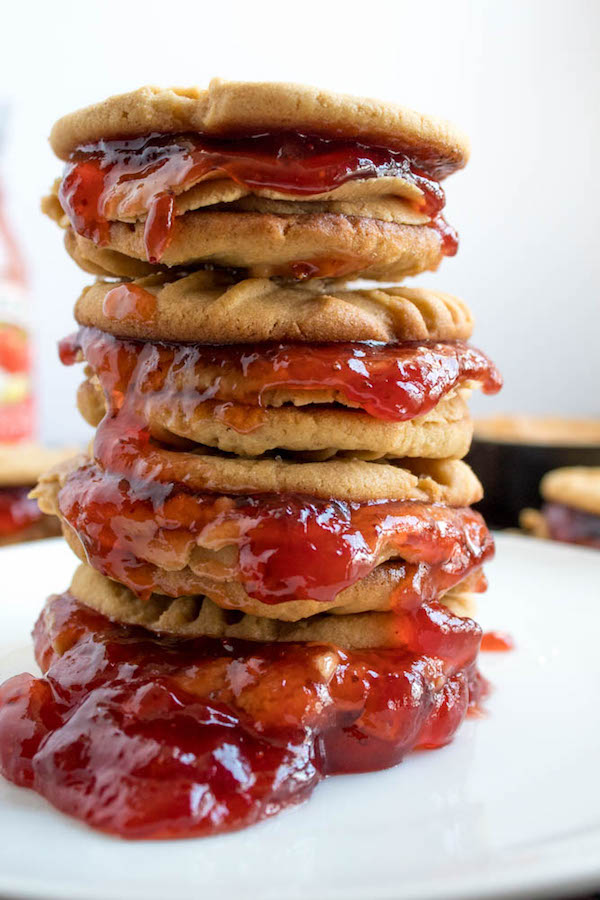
[49,79,470,175]
[541,466,600,516]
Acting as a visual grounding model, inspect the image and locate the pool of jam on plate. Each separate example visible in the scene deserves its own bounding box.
[62,326,502,427]
[0,592,484,839]
[58,131,451,263]
[0,486,42,537]
[543,502,600,549]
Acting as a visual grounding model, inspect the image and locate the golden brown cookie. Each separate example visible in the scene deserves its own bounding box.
[519,508,549,539]
[78,378,473,459]
[0,442,78,487]
[49,80,470,170]
[74,273,475,344]
[474,416,600,446]
[35,452,483,506]
[541,467,600,516]
[68,564,476,649]
[62,229,156,278]
[60,211,448,281]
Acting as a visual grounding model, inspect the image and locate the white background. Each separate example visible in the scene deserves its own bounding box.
[0,0,598,445]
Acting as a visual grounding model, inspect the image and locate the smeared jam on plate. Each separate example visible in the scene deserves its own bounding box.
[0,593,485,839]
[58,131,456,263]
[543,502,600,549]
[62,326,502,427]
[0,486,43,538]
[480,630,515,652]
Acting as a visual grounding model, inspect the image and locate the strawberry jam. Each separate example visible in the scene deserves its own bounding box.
[430,214,459,257]
[57,460,493,604]
[0,486,42,538]
[0,592,484,839]
[543,502,600,549]
[480,631,515,652]
[101,283,158,322]
[58,132,450,263]
[61,326,502,427]
[57,325,495,606]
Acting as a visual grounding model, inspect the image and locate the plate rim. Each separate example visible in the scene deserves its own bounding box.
[0,533,599,900]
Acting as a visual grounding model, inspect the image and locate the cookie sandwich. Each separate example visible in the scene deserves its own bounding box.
[521,466,600,549]
[0,442,74,546]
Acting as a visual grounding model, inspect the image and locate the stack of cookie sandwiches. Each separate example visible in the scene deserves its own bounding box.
[0,81,502,838]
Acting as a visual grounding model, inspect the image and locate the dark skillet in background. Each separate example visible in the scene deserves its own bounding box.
[466,417,600,529]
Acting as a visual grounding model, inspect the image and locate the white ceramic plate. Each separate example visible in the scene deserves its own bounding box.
[0,534,599,900]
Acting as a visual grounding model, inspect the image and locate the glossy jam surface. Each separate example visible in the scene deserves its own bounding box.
[0,486,41,537]
[101,283,158,322]
[57,326,495,604]
[58,131,451,263]
[62,326,502,427]
[544,502,600,549]
[0,593,484,839]
[57,461,493,604]
[480,630,515,652]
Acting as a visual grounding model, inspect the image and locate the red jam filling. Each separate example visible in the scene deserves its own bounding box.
[57,326,495,605]
[100,283,158,322]
[480,630,515,652]
[543,502,600,549]
[0,486,42,537]
[57,460,493,604]
[61,326,502,427]
[58,131,452,263]
[0,592,485,839]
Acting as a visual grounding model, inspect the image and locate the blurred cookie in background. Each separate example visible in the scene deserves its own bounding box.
[521,467,600,550]
[466,416,600,529]
[0,443,76,546]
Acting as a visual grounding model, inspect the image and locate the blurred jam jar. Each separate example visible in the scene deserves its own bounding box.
[0,107,34,442]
